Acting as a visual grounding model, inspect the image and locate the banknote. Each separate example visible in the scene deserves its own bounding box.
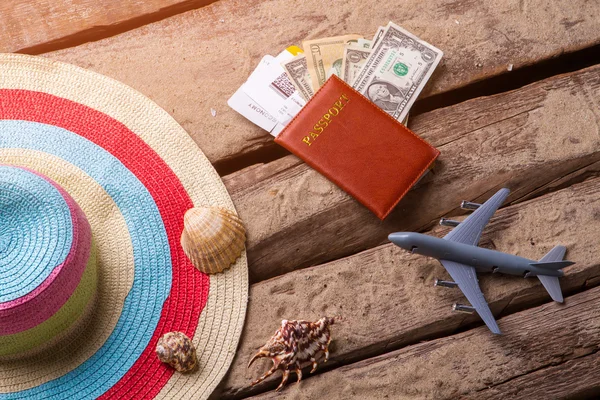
[281,54,314,101]
[353,22,443,122]
[357,38,372,49]
[371,26,385,48]
[303,34,363,89]
[340,44,371,86]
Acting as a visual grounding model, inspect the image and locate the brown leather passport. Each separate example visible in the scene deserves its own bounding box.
[275,75,440,220]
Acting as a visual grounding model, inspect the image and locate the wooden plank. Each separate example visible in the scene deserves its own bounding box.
[462,352,600,400]
[223,156,302,195]
[46,0,600,163]
[227,64,600,283]
[248,285,600,400]
[0,0,218,53]
[216,177,600,398]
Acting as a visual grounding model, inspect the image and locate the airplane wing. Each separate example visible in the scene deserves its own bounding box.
[440,259,501,334]
[444,188,510,246]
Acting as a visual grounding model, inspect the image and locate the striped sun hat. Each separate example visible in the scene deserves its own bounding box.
[0,54,248,399]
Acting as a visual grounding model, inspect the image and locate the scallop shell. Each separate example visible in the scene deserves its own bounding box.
[156,331,198,373]
[181,206,246,274]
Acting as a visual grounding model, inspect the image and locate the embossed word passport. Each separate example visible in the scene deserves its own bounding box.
[275,75,440,220]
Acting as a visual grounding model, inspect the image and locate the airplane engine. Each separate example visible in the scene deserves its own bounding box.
[461,201,481,210]
[439,218,460,227]
[434,278,458,288]
[452,303,475,313]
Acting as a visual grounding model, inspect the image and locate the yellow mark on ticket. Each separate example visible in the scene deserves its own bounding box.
[286,45,303,56]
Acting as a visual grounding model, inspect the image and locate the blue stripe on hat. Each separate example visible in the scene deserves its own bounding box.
[0,166,72,303]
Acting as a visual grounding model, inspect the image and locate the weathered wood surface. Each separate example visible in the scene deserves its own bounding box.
[216,177,600,398]
[46,0,600,164]
[249,284,600,400]
[7,2,600,399]
[464,351,600,400]
[0,0,218,53]
[225,64,600,283]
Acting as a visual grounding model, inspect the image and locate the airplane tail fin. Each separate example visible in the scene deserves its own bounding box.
[530,261,575,270]
[534,245,572,303]
[537,275,563,303]
[531,245,575,269]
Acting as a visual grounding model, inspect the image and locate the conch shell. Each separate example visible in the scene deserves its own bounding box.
[156,331,198,372]
[248,317,336,392]
[181,206,246,274]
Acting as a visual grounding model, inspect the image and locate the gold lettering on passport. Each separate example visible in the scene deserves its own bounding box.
[302,93,350,146]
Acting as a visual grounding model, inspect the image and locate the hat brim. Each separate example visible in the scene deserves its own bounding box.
[0,54,248,399]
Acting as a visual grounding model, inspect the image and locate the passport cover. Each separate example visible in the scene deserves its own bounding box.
[274,75,440,220]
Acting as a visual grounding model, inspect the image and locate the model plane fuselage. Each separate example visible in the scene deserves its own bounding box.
[391,232,564,278]
[388,188,573,334]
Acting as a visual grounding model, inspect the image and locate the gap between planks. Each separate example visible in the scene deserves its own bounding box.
[214,176,600,399]
[247,285,600,400]
[44,0,600,165]
[215,43,600,176]
[222,63,600,285]
[5,0,221,54]
[464,350,600,400]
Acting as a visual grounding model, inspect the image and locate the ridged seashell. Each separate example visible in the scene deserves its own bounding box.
[248,317,336,392]
[181,206,246,274]
[156,331,198,372]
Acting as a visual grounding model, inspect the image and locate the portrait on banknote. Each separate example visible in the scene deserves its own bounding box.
[367,81,403,112]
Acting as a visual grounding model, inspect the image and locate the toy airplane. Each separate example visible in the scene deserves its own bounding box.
[388,188,574,334]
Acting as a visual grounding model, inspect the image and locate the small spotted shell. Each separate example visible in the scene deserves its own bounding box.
[156,331,198,373]
[180,206,246,274]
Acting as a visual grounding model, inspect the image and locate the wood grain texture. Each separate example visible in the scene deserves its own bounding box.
[46,0,600,163]
[249,285,600,400]
[217,177,600,398]
[227,64,600,283]
[462,351,600,400]
[0,0,217,53]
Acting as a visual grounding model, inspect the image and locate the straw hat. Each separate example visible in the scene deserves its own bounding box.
[0,54,248,399]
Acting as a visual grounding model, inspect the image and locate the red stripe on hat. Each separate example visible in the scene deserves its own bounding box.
[0,89,210,398]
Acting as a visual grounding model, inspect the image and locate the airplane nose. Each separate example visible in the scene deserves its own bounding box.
[388,232,412,250]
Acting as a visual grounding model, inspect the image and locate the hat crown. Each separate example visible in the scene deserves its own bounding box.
[0,165,95,358]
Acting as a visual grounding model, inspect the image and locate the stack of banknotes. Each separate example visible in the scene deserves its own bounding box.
[228,21,443,136]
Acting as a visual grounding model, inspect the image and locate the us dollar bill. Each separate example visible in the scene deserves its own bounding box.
[303,34,363,89]
[341,44,371,86]
[357,38,372,49]
[371,26,385,48]
[281,54,314,101]
[353,22,443,122]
